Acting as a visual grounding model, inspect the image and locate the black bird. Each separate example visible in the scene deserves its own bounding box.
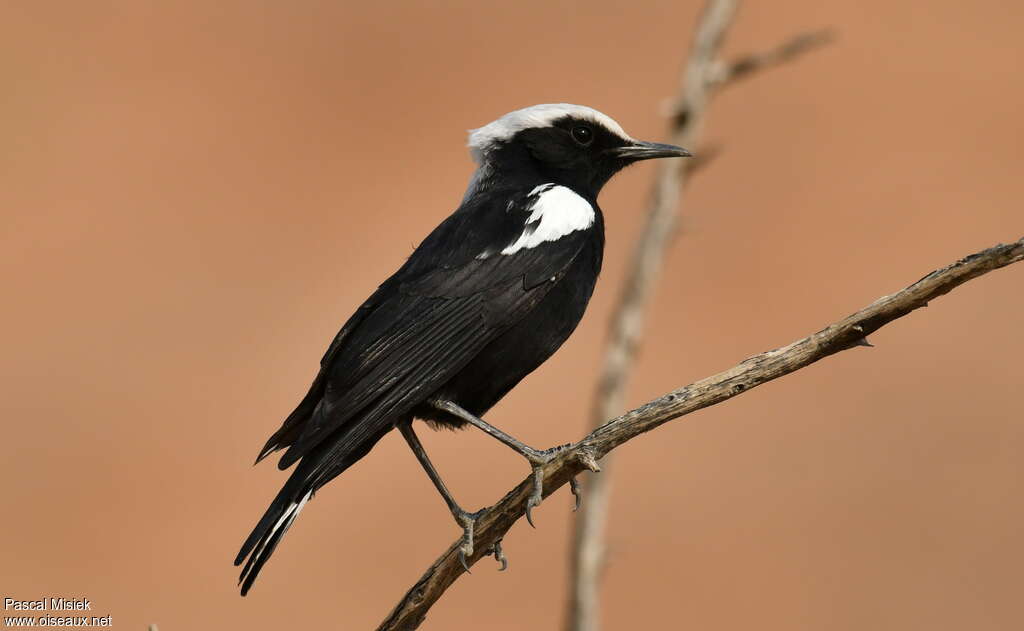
[235,103,689,594]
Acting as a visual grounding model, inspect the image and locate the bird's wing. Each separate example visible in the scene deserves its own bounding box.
[252,283,387,464]
[273,192,594,472]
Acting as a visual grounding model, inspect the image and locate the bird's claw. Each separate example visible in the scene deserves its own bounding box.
[455,508,484,573]
[525,473,542,528]
[485,538,508,571]
[524,443,572,527]
[456,511,508,573]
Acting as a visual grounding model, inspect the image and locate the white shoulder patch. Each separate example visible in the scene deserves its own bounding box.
[501,184,595,255]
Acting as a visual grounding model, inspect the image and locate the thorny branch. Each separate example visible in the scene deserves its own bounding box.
[378,239,1024,631]
[569,4,832,630]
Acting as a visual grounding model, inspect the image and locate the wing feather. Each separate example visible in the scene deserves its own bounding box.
[269,191,593,469]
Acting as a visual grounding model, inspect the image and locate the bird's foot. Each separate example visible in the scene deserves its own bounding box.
[455,508,485,572]
[523,443,572,527]
[484,537,508,571]
[455,509,509,572]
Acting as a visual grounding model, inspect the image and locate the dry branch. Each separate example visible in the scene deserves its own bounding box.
[706,29,835,90]
[568,5,832,630]
[378,238,1024,630]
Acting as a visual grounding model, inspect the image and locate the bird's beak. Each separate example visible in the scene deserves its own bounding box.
[607,140,692,161]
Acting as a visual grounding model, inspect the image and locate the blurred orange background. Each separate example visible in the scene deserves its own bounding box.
[2,1,1021,629]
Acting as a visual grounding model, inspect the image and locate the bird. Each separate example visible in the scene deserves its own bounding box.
[234,103,690,594]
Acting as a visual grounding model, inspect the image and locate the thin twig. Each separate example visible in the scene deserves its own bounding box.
[568,5,833,630]
[377,237,1024,631]
[707,29,836,89]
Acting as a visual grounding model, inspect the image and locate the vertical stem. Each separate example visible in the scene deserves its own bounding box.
[565,1,739,629]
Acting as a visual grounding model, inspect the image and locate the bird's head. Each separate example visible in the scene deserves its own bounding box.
[467,103,690,199]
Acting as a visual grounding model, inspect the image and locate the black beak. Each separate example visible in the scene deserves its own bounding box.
[607,140,692,161]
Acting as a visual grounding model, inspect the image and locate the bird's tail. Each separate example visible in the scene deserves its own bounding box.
[234,421,393,595]
[234,463,316,596]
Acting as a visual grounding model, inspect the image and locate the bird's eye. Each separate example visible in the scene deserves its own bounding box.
[571,126,593,146]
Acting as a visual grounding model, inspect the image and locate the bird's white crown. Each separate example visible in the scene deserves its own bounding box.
[467,104,632,163]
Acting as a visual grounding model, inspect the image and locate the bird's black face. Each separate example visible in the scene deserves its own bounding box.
[492,115,689,199]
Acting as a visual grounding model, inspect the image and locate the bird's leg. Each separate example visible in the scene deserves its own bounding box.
[429,398,573,527]
[398,421,503,572]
